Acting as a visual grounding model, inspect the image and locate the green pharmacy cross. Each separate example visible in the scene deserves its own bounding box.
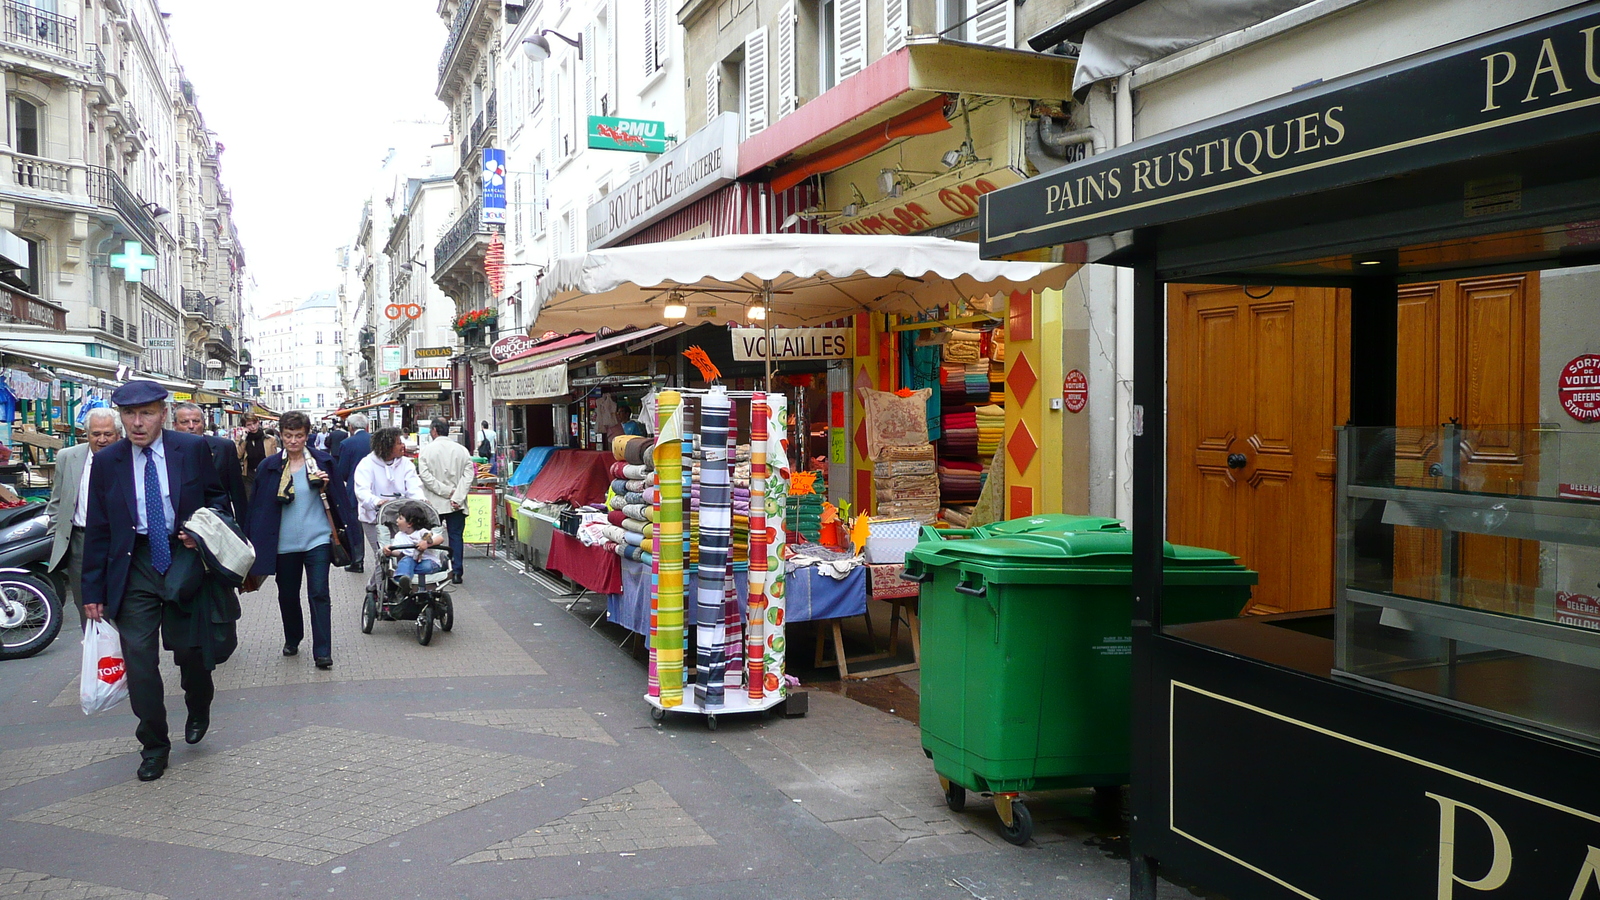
[109,241,157,283]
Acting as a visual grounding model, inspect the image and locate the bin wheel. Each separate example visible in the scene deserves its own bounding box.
[706,715,718,732]
[361,593,376,634]
[1000,801,1033,846]
[944,783,967,812]
[650,706,666,722]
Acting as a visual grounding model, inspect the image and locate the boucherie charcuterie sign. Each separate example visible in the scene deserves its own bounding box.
[731,328,850,362]
[980,4,1600,256]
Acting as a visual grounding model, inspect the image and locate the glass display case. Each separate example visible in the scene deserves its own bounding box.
[1335,425,1600,745]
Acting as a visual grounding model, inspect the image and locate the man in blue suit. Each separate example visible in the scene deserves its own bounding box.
[82,381,230,782]
[332,412,371,573]
[172,401,248,519]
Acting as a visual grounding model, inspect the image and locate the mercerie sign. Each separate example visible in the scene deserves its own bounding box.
[587,112,740,249]
[980,5,1600,257]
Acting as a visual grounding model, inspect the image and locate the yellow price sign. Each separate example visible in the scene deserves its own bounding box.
[462,492,495,544]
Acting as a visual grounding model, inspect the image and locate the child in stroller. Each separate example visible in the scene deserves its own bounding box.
[386,509,447,594]
[362,499,454,645]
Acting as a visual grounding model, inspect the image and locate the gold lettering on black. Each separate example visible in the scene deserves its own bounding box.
[1131,159,1155,193]
[1295,113,1321,152]
[1264,122,1292,160]
[1525,37,1574,102]
[1584,26,1600,84]
[1427,793,1512,900]
[1323,107,1346,145]
[1569,846,1600,900]
[1234,130,1264,175]
[1482,51,1517,111]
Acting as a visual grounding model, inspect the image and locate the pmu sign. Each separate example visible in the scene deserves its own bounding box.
[588,116,672,154]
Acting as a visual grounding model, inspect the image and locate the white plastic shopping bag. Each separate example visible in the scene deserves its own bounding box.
[80,619,129,716]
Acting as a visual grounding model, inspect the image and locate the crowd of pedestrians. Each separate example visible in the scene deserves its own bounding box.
[42,383,479,781]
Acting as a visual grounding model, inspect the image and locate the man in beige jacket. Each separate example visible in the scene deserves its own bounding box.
[45,408,122,624]
[416,417,476,584]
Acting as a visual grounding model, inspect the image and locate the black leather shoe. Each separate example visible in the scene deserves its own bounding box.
[136,756,167,781]
[282,643,299,656]
[345,562,364,573]
[451,572,463,585]
[185,714,209,745]
[314,657,333,670]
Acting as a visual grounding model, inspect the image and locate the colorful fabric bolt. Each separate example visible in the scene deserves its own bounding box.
[693,387,732,709]
[652,391,685,707]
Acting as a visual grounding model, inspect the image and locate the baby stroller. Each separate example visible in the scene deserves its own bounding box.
[361,499,455,645]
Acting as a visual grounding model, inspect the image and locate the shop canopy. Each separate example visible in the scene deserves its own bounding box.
[0,342,190,393]
[532,233,1078,333]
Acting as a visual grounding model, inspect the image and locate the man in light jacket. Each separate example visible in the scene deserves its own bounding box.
[416,417,476,585]
[352,426,424,589]
[45,408,122,624]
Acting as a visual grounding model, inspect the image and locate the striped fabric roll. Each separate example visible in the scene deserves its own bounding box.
[694,387,732,709]
[722,419,743,690]
[653,391,686,707]
[747,392,768,699]
[764,393,789,698]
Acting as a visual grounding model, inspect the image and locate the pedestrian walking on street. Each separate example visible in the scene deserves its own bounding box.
[44,408,121,625]
[416,417,475,585]
[172,401,249,519]
[333,413,372,572]
[326,419,349,460]
[237,414,274,496]
[476,420,495,460]
[243,411,356,670]
[81,380,235,783]
[353,426,424,590]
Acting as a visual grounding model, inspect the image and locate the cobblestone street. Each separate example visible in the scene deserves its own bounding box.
[0,555,1195,900]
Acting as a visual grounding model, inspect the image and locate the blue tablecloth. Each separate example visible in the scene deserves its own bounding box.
[508,446,557,487]
[607,559,866,635]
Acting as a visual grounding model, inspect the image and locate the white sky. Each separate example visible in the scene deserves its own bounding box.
[159,1,451,307]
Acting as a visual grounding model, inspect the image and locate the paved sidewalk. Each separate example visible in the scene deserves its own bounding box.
[0,556,1200,900]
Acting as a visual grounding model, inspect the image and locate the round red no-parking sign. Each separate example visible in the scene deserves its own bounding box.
[1559,355,1600,422]
[1063,369,1088,413]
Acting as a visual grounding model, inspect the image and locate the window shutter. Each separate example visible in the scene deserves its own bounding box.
[654,0,670,65]
[584,22,597,115]
[565,63,579,157]
[775,1,797,117]
[884,0,907,53]
[550,71,562,159]
[643,0,657,76]
[835,0,866,83]
[534,153,547,235]
[967,0,1013,47]
[705,63,721,125]
[743,28,769,138]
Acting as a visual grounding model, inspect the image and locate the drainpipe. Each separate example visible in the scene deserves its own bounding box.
[1113,73,1135,527]
[1024,111,1106,174]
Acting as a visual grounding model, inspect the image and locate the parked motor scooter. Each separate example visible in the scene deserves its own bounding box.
[0,502,65,660]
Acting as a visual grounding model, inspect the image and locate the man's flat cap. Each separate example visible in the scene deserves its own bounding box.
[110,380,169,407]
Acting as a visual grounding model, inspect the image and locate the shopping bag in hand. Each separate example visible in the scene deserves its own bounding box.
[80,620,129,716]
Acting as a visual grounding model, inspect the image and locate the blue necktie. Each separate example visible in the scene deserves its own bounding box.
[144,450,170,574]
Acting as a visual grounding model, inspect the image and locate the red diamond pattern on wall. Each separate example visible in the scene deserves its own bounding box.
[1008,352,1038,406]
[1008,421,1039,475]
[854,420,869,461]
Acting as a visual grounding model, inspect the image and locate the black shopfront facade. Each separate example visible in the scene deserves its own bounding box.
[982,5,1600,899]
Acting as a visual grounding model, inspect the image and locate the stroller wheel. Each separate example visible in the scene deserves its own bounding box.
[416,609,434,646]
[361,592,376,635]
[436,595,454,632]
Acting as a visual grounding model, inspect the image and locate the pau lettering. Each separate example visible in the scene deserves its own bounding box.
[1429,791,1600,900]
[1481,26,1600,111]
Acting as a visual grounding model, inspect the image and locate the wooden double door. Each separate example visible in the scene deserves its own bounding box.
[1166,275,1539,615]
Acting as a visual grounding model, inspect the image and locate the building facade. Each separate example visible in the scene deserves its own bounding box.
[254,291,343,418]
[0,0,245,393]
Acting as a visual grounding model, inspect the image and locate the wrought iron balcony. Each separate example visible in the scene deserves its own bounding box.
[85,42,103,81]
[3,0,76,60]
[86,165,158,248]
[184,356,206,381]
[358,326,375,349]
[436,0,480,84]
[470,107,486,150]
[434,208,490,271]
[181,289,210,316]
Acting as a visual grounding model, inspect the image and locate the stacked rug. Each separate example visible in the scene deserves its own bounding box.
[975,404,1004,459]
[874,443,940,523]
[599,455,656,563]
[938,459,985,505]
[937,405,979,458]
[786,486,825,543]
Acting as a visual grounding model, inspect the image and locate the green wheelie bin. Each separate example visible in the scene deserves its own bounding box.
[903,527,1256,845]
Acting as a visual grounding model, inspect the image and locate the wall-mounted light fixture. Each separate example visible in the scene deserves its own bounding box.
[522,29,583,61]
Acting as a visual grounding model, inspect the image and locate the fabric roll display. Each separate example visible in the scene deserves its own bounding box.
[652,392,686,706]
[693,387,732,709]
[747,392,768,700]
[763,393,789,698]
[721,420,743,691]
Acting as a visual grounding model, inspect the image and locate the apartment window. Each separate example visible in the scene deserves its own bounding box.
[12,97,40,156]
[315,351,323,366]
[0,237,38,293]
[334,330,341,345]
[815,0,836,93]
[642,0,669,77]
[533,152,547,236]
[941,0,1014,46]
[317,393,324,408]
[316,330,323,344]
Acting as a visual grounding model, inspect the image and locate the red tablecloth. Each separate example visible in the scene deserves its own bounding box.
[545,531,622,594]
[524,449,613,506]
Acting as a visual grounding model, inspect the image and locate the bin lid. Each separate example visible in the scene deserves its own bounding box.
[980,514,1125,536]
[907,530,1256,583]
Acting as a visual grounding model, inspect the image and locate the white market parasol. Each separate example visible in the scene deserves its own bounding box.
[531,233,1077,334]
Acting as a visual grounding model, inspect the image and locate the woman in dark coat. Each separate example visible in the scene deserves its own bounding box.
[243,410,357,670]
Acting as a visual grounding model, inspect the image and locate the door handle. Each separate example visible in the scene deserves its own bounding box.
[1227,453,1247,469]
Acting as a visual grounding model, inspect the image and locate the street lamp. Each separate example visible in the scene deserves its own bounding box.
[522,29,583,61]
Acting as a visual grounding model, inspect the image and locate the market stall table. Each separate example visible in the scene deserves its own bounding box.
[545,531,623,596]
